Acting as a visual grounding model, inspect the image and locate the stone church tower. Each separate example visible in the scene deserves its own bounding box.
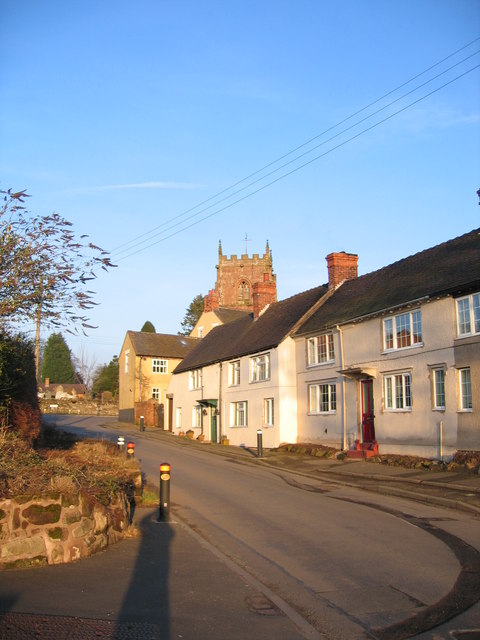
[204,240,277,313]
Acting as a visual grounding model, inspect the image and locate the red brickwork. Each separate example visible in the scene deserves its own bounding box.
[209,241,277,310]
[204,288,219,312]
[326,252,358,289]
[135,399,163,427]
[253,275,277,318]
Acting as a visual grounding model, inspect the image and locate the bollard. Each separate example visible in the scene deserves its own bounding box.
[126,441,135,458]
[159,463,171,521]
[117,436,125,455]
[140,415,145,432]
[257,429,263,458]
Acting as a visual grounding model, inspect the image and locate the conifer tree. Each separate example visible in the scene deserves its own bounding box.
[180,294,204,335]
[141,321,155,333]
[41,333,76,383]
[92,356,119,397]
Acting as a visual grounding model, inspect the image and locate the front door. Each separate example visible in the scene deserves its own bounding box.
[361,379,375,442]
[210,410,217,443]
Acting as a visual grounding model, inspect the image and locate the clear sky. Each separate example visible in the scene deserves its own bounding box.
[1,0,479,368]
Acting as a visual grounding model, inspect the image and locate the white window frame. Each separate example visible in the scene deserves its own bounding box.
[263,398,274,426]
[432,367,445,410]
[229,360,240,386]
[189,369,202,390]
[230,401,248,427]
[193,405,202,428]
[175,407,182,429]
[459,368,472,411]
[197,326,204,338]
[456,293,480,337]
[307,333,335,366]
[152,359,168,374]
[152,387,161,402]
[384,372,412,411]
[124,350,130,374]
[308,382,336,414]
[250,353,270,383]
[383,310,423,351]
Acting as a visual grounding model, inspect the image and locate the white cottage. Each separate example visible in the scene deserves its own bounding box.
[167,282,327,448]
[294,229,480,459]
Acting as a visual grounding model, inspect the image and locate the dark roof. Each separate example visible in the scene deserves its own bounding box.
[174,285,327,373]
[127,331,198,358]
[213,307,251,323]
[296,228,480,336]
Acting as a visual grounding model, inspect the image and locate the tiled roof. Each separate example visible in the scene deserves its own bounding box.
[127,331,198,358]
[296,228,480,336]
[213,308,251,323]
[174,285,327,373]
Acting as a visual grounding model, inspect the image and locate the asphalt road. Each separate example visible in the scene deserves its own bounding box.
[37,415,480,640]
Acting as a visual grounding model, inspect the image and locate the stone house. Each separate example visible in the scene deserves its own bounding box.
[118,331,198,425]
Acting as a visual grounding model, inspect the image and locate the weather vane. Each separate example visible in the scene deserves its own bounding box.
[244,232,251,254]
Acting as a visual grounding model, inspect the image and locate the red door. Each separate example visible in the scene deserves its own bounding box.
[361,379,375,442]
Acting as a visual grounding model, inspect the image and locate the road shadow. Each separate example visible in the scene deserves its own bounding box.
[115,509,173,637]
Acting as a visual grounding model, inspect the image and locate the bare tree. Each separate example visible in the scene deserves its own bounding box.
[0,189,116,378]
[73,347,98,392]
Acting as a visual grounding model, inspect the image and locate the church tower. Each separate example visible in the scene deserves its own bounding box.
[204,240,277,312]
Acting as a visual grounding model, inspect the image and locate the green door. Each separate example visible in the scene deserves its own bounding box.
[210,411,217,443]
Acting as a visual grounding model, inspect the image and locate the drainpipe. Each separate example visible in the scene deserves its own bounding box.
[218,362,223,444]
[336,325,347,451]
[440,419,444,461]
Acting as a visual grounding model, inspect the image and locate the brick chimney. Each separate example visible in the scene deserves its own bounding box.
[253,273,277,318]
[45,377,50,388]
[204,289,219,312]
[326,252,358,289]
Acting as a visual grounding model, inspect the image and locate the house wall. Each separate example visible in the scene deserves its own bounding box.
[118,335,182,423]
[119,334,135,417]
[296,297,462,459]
[454,332,480,450]
[276,338,300,444]
[295,332,344,448]
[190,311,221,338]
[167,340,298,449]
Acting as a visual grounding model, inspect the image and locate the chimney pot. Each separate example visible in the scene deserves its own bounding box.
[326,252,358,289]
[252,280,277,318]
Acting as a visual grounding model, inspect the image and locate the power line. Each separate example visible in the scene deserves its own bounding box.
[114,63,479,262]
[110,37,479,257]
[111,48,480,261]
[108,39,480,261]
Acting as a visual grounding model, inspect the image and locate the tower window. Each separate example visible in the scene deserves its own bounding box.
[238,280,250,302]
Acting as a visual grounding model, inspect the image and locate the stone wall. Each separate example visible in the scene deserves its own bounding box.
[40,398,118,417]
[0,490,134,569]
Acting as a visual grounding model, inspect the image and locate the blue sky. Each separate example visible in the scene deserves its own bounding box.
[1,0,479,367]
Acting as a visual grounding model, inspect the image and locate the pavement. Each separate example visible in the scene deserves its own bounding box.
[1,421,479,639]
